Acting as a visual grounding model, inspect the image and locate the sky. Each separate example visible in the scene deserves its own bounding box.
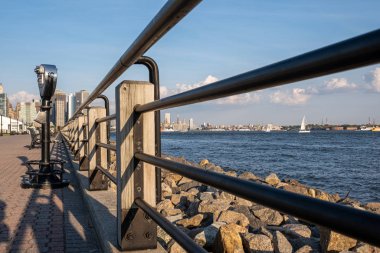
[0,0,379,125]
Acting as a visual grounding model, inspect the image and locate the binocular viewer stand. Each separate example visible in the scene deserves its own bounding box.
[21,100,69,189]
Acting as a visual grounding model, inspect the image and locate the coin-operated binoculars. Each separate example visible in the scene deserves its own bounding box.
[21,64,69,188]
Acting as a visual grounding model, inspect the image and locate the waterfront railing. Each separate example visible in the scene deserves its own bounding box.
[61,0,380,251]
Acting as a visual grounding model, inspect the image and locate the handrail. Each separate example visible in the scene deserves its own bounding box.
[71,0,201,119]
[95,114,116,124]
[96,165,116,184]
[135,152,380,247]
[96,142,116,151]
[134,198,208,253]
[136,29,380,113]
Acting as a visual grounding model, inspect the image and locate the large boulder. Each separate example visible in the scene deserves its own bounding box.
[238,171,259,181]
[162,182,172,198]
[364,202,380,214]
[198,199,231,214]
[265,173,281,186]
[214,224,246,253]
[176,214,205,228]
[273,231,293,253]
[157,199,174,213]
[161,208,182,217]
[215,210,250,227]
[186,200,200,217]
[282,224,312,238]
[194,222,226,249]
[199,159,209,167]
[242,233,274,253]
[319,227,357,252]
[251,205,283,226]
[230,205,264,229]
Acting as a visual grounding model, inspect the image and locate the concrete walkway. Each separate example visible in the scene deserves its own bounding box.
[0,135,100,253]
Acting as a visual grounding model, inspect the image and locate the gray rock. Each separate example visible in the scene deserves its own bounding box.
[273,231,293,253]
[265,173,281,186]
[157,199,174,213]
[242,233,274,253]
[215,210,250,227]
[214,224,245,253]
[199,192,214,201]
[161,208,182,217]
[230,205,264,229]
[176,214,205,228]
[251,205,283,226]
[166,214,183,223]
[238,171,259,181]
[194,222,226,249]
[282,224,312,238]
[319,227,357,253]
[172,181,202,193]
[198,199,231,214]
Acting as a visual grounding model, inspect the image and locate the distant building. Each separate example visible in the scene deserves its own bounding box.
[7,98,16,119]
[164,112,171,129]
[0,84,7,116]
[52,90,67,127]
[67,93,76,120]
[75,90,89,109]
[0,115,25,133]
[18,101,39,124]
[189,118,195,130]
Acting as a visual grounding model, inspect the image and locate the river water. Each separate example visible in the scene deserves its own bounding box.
[111,131,379,203]
[161,131,380,203]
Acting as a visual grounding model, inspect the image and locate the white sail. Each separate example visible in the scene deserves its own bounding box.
[299,116,310,133]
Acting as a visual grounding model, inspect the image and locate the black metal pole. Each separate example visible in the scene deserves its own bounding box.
[135,152,380,247]
[96,95,111,166]
[72,0,202,118]
[1,114,2,136]
[135,56,162,202]
[40,99,51,172]
[135,29,380,113]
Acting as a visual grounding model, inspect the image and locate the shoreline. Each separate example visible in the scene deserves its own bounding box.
[155,155,380,253]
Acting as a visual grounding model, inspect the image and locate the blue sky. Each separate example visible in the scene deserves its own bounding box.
[0,0,379,125]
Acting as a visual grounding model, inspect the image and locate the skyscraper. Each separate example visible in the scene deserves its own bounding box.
[0,84,8,116]
[164,113,171,125]
[52,90,66,127]
[18,101,38,124]
[67,93,76,120]
[189,118,194,130]
[75,90,89,109]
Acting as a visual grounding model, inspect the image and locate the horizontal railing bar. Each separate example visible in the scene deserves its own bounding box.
[134,198,207,253]
[96,142,116,151]
[96,165,116,184]
[135,152,380,247]
[95,114,116,124]
[70,0,201,120]
[136,29,380,113]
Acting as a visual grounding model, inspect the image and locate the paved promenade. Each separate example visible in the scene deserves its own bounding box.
[0,135,100,253]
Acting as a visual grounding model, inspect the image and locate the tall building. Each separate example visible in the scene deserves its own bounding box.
[189,118,195,130]
[18,101,38,124]
[75,90,89,109]
[164,113,171,125]
[52,90,67,127]
[0,84,7,116]
[67,93,76,120]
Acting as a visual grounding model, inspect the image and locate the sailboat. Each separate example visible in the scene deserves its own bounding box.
[299,116,310,133]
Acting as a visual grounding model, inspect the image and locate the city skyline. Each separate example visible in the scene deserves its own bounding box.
[0,1,379,124]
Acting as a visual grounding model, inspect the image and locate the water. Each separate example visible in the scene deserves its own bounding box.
[111,131,380,203]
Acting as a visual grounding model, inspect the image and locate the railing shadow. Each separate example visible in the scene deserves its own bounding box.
[0,200,10,243]
[4,144,100,252]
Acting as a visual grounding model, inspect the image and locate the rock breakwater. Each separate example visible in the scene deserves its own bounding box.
[156,156,380,253]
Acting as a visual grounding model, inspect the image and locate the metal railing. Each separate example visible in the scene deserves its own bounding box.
[60,0,380,251]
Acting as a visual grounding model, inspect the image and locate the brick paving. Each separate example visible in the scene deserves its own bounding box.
[0,135,101,253]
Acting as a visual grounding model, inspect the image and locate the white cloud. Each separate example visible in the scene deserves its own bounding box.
[216,92,261,105]
[364,67,380,92]
[324,78,357,90]
[8,91,39,106]
[270,88,311,105]
[160,75,261,105]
